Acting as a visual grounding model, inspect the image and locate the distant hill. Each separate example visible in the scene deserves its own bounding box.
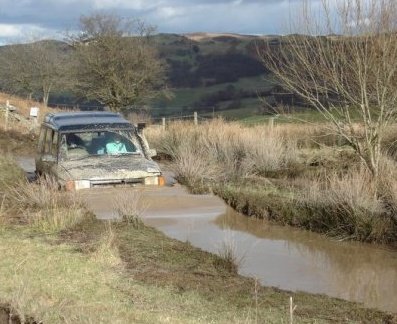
[151,33,286,119]
[0,33,300,120]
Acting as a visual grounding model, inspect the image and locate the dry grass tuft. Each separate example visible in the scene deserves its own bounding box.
[146,119,300,191]
[0,195,7,230]
[113,189,147,227]
[215,229,241,274]
[90,221,122,268]
[4,175,86,232]
[299,166,397,242]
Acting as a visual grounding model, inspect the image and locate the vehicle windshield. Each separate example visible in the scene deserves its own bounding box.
[60,130,144,161]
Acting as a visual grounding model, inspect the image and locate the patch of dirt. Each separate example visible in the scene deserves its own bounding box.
[56,214,104,253]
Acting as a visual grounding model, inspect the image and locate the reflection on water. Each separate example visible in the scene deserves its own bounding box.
[216,210,397,312]
[145,206,397,313]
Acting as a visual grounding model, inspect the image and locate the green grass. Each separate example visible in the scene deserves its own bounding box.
[239,105,387,125]
[204,98,262,120]
[1,218,394,323]
[241,109,329,125]
[152,75,273,117]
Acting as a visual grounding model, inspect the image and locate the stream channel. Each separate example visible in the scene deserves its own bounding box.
[17,157,397,313]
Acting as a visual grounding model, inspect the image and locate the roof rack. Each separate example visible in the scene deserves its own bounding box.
[42,111,134,132]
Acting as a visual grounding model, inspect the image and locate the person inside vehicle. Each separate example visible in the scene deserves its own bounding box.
[106,133,128,154]
[66,133,85,149]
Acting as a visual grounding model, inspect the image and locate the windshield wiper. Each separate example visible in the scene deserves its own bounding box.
[107,152,142,157]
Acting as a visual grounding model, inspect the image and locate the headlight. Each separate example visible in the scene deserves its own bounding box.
[65,180,91,191]
[144,176,165,186]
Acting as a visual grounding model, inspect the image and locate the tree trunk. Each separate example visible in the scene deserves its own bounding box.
[42,84,52,108]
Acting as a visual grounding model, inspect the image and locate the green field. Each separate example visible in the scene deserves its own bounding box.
[152,75,274,118]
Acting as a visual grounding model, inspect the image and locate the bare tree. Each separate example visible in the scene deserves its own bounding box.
[0,40,71,106]
[69,13,166,113]
[259,0,397,177]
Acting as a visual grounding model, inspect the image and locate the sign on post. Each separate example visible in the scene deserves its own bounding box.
[30,107,39,127]
[30,107,39,118]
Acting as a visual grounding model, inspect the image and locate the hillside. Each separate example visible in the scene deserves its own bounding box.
[0,33,295,120]
[151,33,279,119]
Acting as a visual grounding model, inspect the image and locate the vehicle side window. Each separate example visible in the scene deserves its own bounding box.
[51,131,59,156]
[38,128,46,153]
[44,128,53,154]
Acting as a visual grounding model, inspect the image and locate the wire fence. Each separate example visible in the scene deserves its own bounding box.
[47,101,214,121]
[149,111,216,130]
[46,101,219,129]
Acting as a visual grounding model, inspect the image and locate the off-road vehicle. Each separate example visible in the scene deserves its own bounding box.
[35,111,163,190]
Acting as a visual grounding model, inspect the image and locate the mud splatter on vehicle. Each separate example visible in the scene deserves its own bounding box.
[35,112,163,190]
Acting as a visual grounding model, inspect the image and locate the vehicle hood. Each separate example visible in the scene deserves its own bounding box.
[57,155,161,181]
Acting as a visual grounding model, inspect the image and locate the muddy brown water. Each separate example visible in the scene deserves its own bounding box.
[16,157,397,313]
[82,185,397,313]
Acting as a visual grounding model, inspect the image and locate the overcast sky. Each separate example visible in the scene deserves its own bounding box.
[0,0,321,44]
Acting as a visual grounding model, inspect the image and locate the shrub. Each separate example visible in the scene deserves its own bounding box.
[240,127,299,176]
[113,189,146,227]
[298,167,397,243]
[5,175,87,232]
[214,229,240,274]
[146,119,300,187]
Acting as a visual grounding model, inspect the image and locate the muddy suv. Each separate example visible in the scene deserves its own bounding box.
[35,112,163,190]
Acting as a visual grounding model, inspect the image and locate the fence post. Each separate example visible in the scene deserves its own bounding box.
[268,117,274,129]
[162,117,166,131]
[194,111,198,126]
[4,100,10,131]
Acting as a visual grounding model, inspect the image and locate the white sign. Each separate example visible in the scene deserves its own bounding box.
[30,107,39,117]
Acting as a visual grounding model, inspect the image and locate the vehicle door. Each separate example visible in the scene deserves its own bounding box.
[35,127,59,176]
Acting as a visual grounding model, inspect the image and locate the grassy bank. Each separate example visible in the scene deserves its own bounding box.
[0,94,48,156]
[146,119,397,244]
[1,157,396,322]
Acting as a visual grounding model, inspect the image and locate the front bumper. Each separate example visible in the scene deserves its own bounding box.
[65,175,164,190]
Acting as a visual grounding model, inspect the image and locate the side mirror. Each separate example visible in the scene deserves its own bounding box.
[137,123,146,134]
[148,149,157,158]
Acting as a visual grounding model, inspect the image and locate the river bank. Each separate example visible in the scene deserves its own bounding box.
[146,120,397,245]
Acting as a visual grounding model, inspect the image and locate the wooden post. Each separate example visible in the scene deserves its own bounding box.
[4,100,9,131]
[30,107,39,130]
[162,117,166,131]
[289,296,297,324]
[268,117,274,129]
[194,111,198,126]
